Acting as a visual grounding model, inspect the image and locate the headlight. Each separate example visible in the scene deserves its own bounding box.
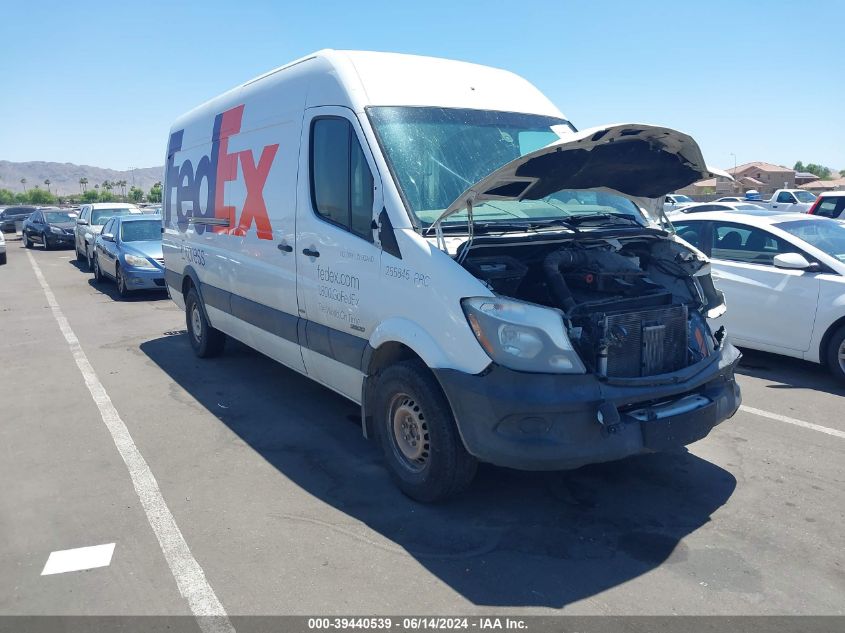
[461,297,585,374]
[124,254,155,269]
[50,226,63,234]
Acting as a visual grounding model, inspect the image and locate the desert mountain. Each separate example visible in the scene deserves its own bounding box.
[0,160,163,196]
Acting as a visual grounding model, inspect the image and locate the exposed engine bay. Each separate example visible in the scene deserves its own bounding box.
[461,235,725,379]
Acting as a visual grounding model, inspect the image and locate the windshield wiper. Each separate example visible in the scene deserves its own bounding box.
[563,213,642,226]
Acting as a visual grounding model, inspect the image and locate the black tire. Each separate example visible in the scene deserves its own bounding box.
[185,287,225,358]
[825,325,845,383]
[373,360,477,502]
[116,264,131,299]
[42,233,52,250]
[75,245,85,263]
[86,246,94,271]
[92,255,103,283]
[23,233,31,249]
[0,253,6,265]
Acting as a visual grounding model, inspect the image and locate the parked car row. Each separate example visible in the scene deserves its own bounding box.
[12,202,166,298]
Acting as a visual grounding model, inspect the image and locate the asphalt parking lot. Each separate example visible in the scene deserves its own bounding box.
[1,235,843,621]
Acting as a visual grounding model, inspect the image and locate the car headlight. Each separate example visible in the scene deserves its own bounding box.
[461,297,585,373]
[50,226,64,234]
[123,254,155,269]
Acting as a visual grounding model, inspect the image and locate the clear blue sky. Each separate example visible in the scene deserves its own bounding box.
[2,0,842,172]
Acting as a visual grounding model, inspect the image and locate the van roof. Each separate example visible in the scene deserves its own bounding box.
[173,50,566,131]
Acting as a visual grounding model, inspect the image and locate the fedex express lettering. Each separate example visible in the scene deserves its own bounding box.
[165,104,279,240]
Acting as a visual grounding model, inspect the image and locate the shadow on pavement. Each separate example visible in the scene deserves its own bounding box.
[140,333,736,608]
[736,347,845,397]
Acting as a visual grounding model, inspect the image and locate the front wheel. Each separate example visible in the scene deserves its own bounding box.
[23,232,31,248]
[92,255,103,283]
[116,265,131,299]
[373,360,477,503]
[75,244,85,262]
[42,233,52,250]
[826,325,845,383]
[185,287,226,358]
[86,246,94,271]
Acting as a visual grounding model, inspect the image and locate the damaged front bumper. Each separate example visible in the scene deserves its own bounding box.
[434,342,741,471]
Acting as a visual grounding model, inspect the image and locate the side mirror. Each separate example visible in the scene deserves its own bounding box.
[101,233,115,242]
[773,252,813,270]
[77,219,89,226]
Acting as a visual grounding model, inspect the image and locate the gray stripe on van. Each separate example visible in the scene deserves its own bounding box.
[181,279,368,371]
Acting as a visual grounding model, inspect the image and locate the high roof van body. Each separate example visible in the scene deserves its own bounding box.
[163,50,741,501]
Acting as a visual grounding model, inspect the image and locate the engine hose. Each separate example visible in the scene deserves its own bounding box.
[543,249,589,313]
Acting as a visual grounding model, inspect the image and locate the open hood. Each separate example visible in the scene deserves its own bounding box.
[432,123,729,227]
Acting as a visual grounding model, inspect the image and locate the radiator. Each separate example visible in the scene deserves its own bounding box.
[604,305,689,378]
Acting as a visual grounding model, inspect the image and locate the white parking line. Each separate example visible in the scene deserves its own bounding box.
[740,405,845,439]
[42,543,115,576]
[26,251,234,633]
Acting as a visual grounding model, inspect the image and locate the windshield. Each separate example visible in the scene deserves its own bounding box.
[366,107,653,228]
[44,211,77,223]
[120,220,161,242]
[774,219,845,263]
[673,195,693,203]
[794,191,817,203]
[92,208,135,225]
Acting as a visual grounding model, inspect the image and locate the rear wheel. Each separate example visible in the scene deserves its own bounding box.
[373,360,477,503]
[185,287,226,358]
[826,325,845,383]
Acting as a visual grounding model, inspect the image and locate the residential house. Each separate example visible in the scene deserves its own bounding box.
[727,162,796,196]
[795,171,821,186]
[799,178,845,193]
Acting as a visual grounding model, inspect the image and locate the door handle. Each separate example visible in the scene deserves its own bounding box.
[302,248,320,258]
[277,243,293,252]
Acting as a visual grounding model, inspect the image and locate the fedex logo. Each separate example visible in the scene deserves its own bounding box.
[164,104,278,240]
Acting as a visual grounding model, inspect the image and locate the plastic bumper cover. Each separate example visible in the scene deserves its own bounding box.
[123,267,166,290]
[433,342,742,471]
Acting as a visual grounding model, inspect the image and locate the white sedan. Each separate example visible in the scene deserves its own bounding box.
[667,201,767,217]
[671,210,845,381]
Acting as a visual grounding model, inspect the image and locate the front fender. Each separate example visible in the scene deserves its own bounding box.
[368,316,490,374]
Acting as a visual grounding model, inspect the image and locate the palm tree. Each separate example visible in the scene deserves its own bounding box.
[44,179,51,194]
[20,178,27,192]
[79,177,88,193]
[117,180,127,200]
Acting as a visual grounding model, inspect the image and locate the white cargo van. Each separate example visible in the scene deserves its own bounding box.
[163,50,741,502]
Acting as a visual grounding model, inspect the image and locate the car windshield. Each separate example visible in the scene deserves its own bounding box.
[774,219,845,263]
[92,208,135,225]
[367,107,646,228]
[794,191,817,203]
[673,195,693,203]
[44,211,77,223]
[120,220,161,242]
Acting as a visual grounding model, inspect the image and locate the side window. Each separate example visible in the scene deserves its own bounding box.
[672,222,708,252]
[776,192,794,203]
[102,219,114,235]
[711,223,790,265]
[310,117,374,241]
[815,197,844,218]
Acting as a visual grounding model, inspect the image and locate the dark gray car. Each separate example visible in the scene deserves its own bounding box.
[21,209,78,250]
[0,206,37,233]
